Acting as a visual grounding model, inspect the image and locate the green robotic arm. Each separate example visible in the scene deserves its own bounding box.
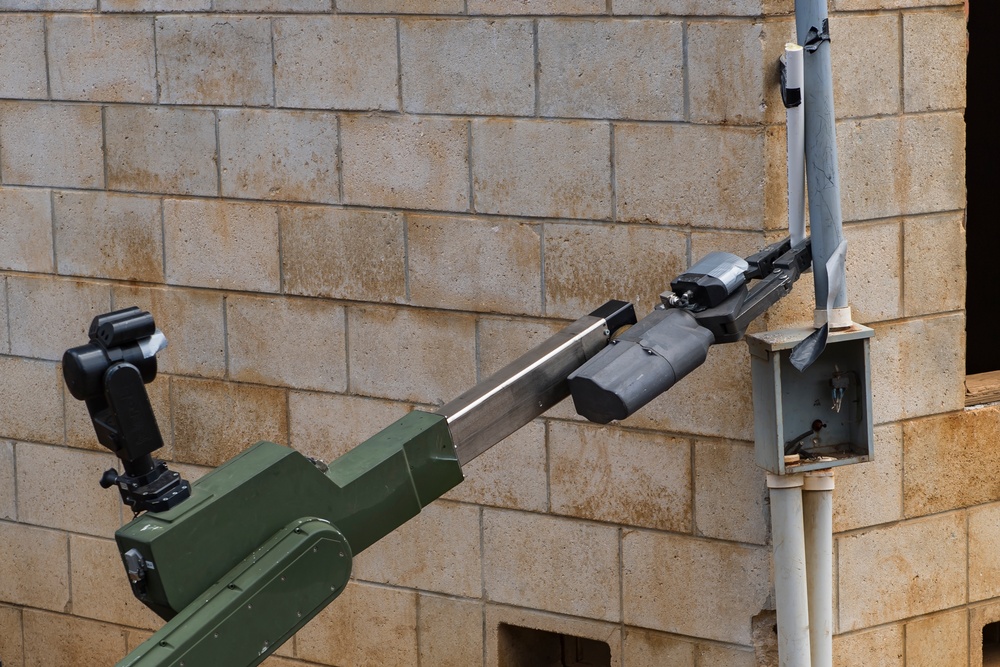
[63,301,636,667]
[62,237,810,667]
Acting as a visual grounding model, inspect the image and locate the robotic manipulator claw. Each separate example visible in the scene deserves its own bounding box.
[567,236,812,424]
[63,307,191,514]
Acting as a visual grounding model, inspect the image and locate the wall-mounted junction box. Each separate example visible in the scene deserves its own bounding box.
[747,325,874,475]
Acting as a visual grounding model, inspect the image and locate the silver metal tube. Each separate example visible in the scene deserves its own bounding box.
[437,314,614,465]
[795,0,849,314]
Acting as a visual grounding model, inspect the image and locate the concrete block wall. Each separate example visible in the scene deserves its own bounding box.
[0,1,971,666]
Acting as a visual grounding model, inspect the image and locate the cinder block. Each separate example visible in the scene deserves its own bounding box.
[830,14,900,118]
[0,186,53,273]
[838,512,966,631]
[288,391,413,462]
[622,627,696,667]
[543,222,686,319]
[401,19,534,116]
[832,625,904,667]
[418,595,484,667]
[616,123,766,229]
[484,604,622,667]
[443,420,548,512]
[910,10,974,115]
[0,102,103,188]
[687,21,766,125]
[348,306,477,405]
[7,275,111,361]
[622,530,769,644]
[105,106,217,196]
[111,285,226,379]
[483,509,620,621]
[904,609,968,667]
[841,220,902,322]
[102,0,209,9]
[0,522,68,611]
[0,357,64,445]
[612,0,782,16]
[0,15,46,98]
[0,280,6,355]
[22,610,129,667]
[833,0,961,8]
[903,212,965,318]
[477,316,563,378]
[156,16,272,106]
[273,16,398,111]
[17,442,122,537]
[970,501,1000,602]
[54,191,163,282]
[838,113,965,222]
[833,424,903,533]
[215,0,328,10]
[0,442,13,520]
[621,336,755,442]
[903,405,1000,518]
[695,642,757,667]
[694,439,768,545]
[538,19,683,121]
[295,581,418,666]
[69,535,162,630]
[353,500,481,597]
[337,0,464,12]
[170,376,288,467]
[163,199,280,293]
[219,109,339,204]
[0,0,95,11]
[341,114,469,212]
[472,118,611,220]
[470,0,606,13]
[0,605,23,667]
[972,600,1000,667]
[48,15,155,103]
[409,214,542,315]
[549,422,692,532]
[281,205,406,303]
[870,313,965,424]
[226,294,347,392]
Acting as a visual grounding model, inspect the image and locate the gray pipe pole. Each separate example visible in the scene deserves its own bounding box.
[795,0,849,317]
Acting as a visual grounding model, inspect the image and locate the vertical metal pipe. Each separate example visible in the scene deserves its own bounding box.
[768,473,812,667]
[795,0,850,322]
[785,44,806,247]
[804,471,835,667]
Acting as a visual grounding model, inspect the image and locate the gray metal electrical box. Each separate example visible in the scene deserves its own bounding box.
[747,325,874,475]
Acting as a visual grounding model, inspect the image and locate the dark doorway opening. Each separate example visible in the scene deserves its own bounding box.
[966,1,1000,375]
[497,623,611,667]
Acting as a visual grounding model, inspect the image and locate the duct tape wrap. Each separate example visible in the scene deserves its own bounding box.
[789,239,848,371]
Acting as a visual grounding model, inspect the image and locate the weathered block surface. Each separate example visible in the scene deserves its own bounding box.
[833,424,903,533]
[0,523,69,611]
[0,605,23,667]
[273,16,398,111]
[687,21,765,125]
[401,18,535,116]
[832,625,904,667]
[693,439,768,545]
[281,206,406,303]
[622,530,770,644]
[0,102,103,188]
[549,422,692,532]
[616,123,766,229]
[156,16,272,106]
[418,595,483,667]
[219,109,339,204]
[0,15,47,98]
[342,114,469,212]
[0,357,64,445]
[472,119,612,220]
[903,212,966,318]
[904,609,968,667]
[48,15,156,103]
[837,512,967,631]
[163,199,280,293]
[287,392,412,462]
[54,191,163,282]
[0,187,53,273]
[105,106,217,196]
[830,13,901,118]
[7,276,111,361]
[483,509,621,621]
[622,627,696,667]
[69,535,162,629]
[538,19,684,120]
[227,295,347,392]
[22,610,129,667]
[904,10,968,112]
[0,442,13,520]
[408,214,543,315]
